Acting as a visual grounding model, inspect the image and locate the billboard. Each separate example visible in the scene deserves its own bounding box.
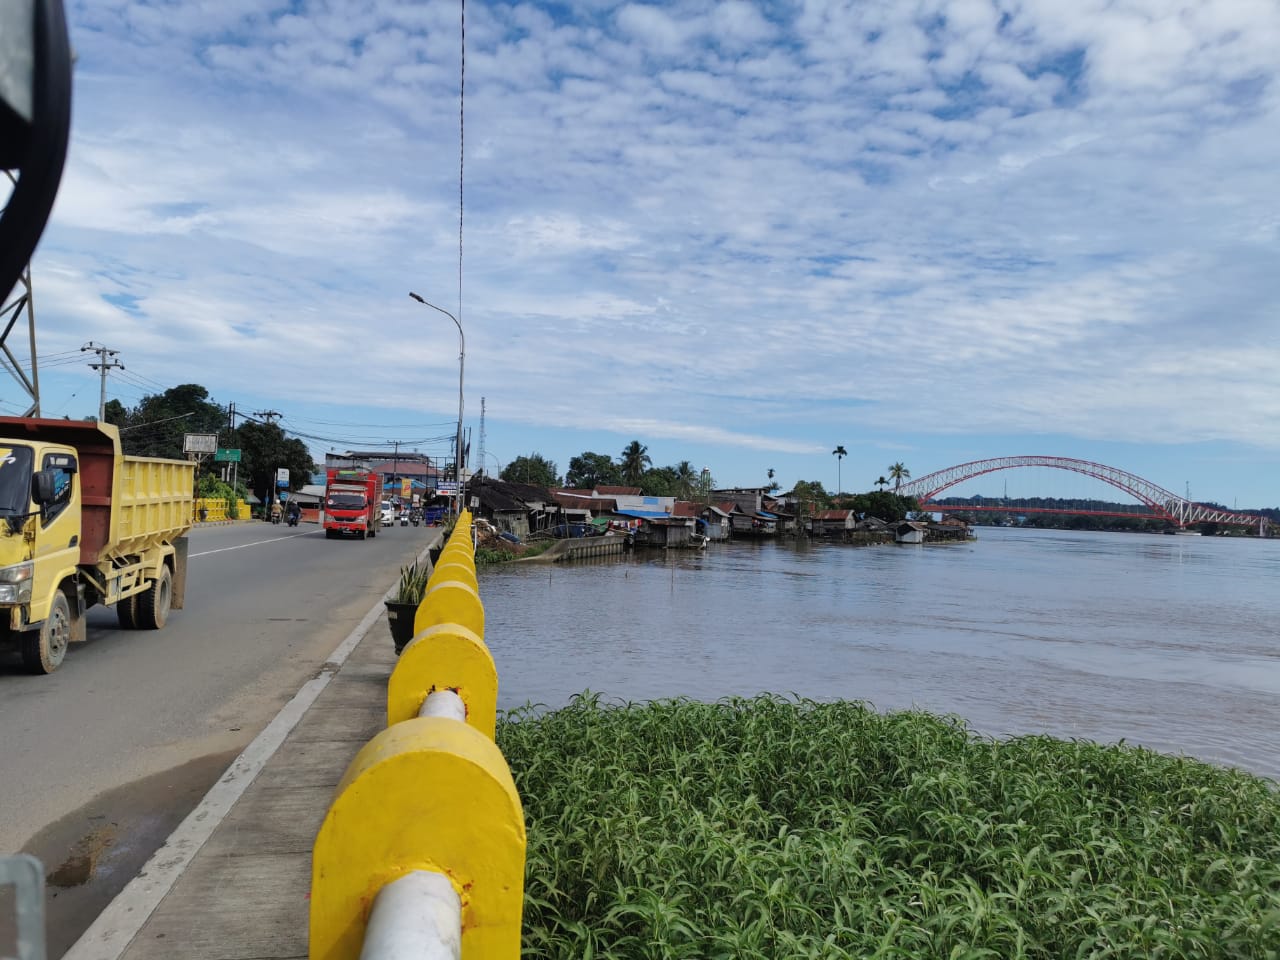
[183,433,218,454]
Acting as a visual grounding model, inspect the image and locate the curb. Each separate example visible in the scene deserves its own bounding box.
[64,533,443,960]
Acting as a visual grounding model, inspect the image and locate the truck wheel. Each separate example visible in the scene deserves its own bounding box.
[117,594,139,629]
[325,529,335,539]
[22,591,72,674]
[138,566,172,630]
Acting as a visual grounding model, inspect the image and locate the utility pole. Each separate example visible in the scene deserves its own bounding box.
[391,440,401,501]
[81,341,123,421]
[252,409,282,510]
[477,396,486,477]
[227,401,239,496]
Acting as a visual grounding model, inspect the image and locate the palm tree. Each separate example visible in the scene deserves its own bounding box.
[673,460,697,500]
[620,440,651,487]
[888,462,910,491]
[832,446,847,495]
[875,475,889,492]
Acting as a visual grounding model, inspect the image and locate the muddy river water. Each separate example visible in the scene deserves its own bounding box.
[483,527,1280,781]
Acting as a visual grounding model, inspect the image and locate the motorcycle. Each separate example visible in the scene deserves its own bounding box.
[286,510,300,527]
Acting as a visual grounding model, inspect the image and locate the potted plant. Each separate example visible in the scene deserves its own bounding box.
[385,561,430,654]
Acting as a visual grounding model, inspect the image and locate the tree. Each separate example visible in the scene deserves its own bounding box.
[565,452,623,490]
[766,467,780,493]
[673,461,698,500]
[847,491,918,523]
[231,420,315,505]
[875,475,889,492]
[620,440,652,487]
[109,384,229,460]
[788,480,831,515]
[888,462,911,491]
[500,453,559,488]
[832,445,847,495]
[641,466,678,497]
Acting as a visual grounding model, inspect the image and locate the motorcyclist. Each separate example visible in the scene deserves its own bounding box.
[287,500,301,524]
[270,500,282,523]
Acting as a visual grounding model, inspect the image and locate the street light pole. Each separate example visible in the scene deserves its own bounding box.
[409,292,465,516]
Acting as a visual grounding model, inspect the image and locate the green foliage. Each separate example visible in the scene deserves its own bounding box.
[788,480,831,513]
[109,384,228,459]
[501,453,560,488]
[230,420,315,502]
[196,474,234,499]
[392,561,431,603]
[841,490,918,522]
[565,452,623,490]
[674,461,699,500]
[620,440,652,487]
[888,461,911,490]
[501,694,1280,959]
[475,547,517,565]
[640,465,678,497]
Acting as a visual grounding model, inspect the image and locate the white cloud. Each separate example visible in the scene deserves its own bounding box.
[18,0,1279,502]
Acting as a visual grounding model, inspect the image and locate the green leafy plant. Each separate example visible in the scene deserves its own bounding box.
[392,561,431,604]
[499,694,1280,959]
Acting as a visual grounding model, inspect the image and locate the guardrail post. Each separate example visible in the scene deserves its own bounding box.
[388,623,497,738]
[309,718,524,960]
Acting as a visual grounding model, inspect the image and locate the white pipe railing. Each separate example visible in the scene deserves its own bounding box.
[418,689,466,722]
[359,870,461,960]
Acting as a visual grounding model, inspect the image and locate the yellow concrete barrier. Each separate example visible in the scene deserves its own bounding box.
[413,580,484,638]
[309,717,525,960]
[387,622,497,738]
[428,559,479,591]
[310,512,523,959]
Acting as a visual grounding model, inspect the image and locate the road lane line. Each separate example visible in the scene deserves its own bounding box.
[63,537,440,960]
[190,532,311,557]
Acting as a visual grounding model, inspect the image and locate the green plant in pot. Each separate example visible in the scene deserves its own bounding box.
[385,561,431,654]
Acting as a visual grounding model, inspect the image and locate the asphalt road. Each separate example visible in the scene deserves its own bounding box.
[0,518,436,956]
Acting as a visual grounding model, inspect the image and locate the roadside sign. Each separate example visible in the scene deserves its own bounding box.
[183,433,217,454]
[438,481,458,494]
[400,478,411,499]
[276,468,289,485]
[214,448,241,462]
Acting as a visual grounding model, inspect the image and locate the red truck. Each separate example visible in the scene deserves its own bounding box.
[323,468,381,539]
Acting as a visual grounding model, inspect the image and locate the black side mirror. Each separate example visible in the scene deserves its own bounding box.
[31,468,59,505]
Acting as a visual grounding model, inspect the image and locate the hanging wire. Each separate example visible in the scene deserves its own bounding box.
[458,0,465,328]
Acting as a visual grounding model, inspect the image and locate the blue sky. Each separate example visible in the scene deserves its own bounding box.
[11,0,1280,508]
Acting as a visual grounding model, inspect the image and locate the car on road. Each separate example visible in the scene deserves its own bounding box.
[380,501,394,526]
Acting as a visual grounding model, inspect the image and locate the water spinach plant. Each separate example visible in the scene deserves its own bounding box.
[497,694,1280,959]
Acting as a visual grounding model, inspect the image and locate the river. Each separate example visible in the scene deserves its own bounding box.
[481,527,1280,781]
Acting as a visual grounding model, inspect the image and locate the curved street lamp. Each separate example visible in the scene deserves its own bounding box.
[409,292,465,516]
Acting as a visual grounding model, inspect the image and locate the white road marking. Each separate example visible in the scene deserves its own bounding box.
[190,533,311,557]
[63,537,440,960]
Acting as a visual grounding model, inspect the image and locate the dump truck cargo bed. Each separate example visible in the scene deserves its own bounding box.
[0,416,194,563]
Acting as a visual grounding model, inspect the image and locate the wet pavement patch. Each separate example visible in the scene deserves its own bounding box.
[0,749,239,958]
[47,824,118,887]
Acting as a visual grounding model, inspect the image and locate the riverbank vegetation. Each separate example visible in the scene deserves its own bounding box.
[499,694,1280,959]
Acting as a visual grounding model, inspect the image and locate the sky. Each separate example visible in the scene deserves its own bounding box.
[9,0,1280,508]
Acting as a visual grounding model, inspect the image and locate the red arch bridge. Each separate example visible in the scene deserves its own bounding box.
[895,456,1270,530]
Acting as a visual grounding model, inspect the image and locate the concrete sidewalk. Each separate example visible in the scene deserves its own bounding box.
[65,531,444,960]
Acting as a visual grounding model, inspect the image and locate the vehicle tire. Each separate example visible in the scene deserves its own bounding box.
[358,528,366,540]
[117,593,139,629]
[22,590,72,674]
[325,529,336,539]
[137,565,172,630]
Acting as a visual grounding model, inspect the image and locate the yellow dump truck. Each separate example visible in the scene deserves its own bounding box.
[0,417,194,674]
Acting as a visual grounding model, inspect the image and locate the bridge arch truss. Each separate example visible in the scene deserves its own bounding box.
[895,456,1267,529]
